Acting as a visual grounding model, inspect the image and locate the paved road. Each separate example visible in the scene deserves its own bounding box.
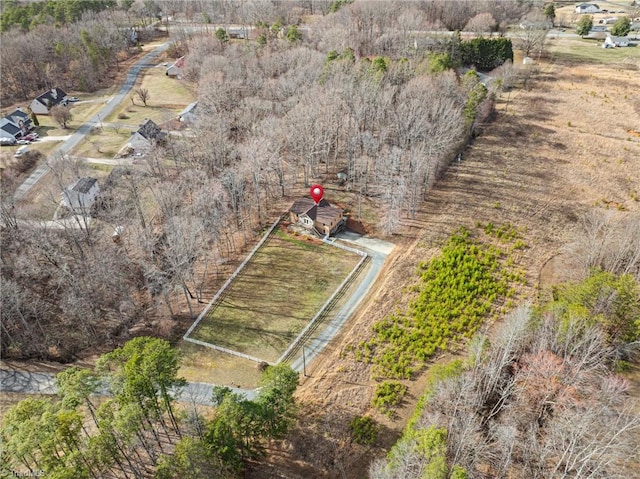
[12,43,169,201]
[0,368,256,405]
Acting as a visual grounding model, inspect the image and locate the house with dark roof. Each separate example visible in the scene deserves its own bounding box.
[0,119,22,140]
[119,119,167,157]
[30,87,68,115]
[0,108,33,140]
[289,197,345,237]
[63,177,99,213]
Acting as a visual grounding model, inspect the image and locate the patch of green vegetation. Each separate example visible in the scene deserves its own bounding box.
[359,226,522,380]
[547,38,637,65]
[349,415,379,445]
[372,381,408,416]
[547,270,640,347]
[273,228,317,250]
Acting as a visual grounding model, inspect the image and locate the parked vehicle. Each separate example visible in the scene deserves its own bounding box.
[65,96,79,102]
[16,139,30,145]
[14,145,28,157]
[24,133,38,141]
[0,137,17,146]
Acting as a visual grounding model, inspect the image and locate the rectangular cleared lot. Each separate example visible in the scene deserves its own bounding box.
[190,228,362,363]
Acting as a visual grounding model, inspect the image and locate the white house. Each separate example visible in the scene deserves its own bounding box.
[30,87,67,115]
[63,177,99,213]
[166,56,185,78]
[603,35,630,47]
[0,118,21,140]
[178,101,198,123]
[1,108,33,139]
[575,3,600,14]
[118,119,166,157]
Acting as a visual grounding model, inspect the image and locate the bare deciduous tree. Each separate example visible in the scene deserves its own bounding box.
[464,12,497,35]
[51,105,73,129]
[136,87,150,106]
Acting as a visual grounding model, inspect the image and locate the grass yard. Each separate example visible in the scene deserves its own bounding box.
[190,228,362,363]
[104,65,195,125]
[73,129,132,158]
[546,37,640,66]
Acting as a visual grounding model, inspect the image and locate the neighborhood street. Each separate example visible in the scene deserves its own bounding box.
[12,42,169,201]
[0,368,256,406]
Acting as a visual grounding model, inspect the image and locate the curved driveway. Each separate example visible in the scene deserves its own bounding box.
[13,43,169,201]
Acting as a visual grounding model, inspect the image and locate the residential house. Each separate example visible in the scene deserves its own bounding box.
[603,35,630,47]
[0,119,21,140]
[178,101,198,123]
[289,197,345,237]
[30,87,68,115]
[0,108,33,139]
[121,119,167,156]
[166,56,185,78]
[575,3,600,14]
[63,177,99,213]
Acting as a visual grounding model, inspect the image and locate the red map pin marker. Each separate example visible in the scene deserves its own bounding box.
[310,184,324,204]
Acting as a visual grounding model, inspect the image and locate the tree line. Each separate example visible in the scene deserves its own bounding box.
[1,337,299,478]
[0,2,161,104]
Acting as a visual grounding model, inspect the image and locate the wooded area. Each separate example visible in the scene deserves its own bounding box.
[1,337,300,478]
[1,0,639,478]
[2,0,519,362]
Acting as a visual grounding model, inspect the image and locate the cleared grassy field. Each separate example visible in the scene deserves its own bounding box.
[546,37,640,65]
[190,228,362,363]
[104,65,195,125]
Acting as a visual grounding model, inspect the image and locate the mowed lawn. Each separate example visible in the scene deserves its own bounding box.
[190,229,362,363]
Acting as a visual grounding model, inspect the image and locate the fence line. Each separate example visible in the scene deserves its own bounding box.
[183,337,272,365]
[183,216,282,340]
[277,249,368,364]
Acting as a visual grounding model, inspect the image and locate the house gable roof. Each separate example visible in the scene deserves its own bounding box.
[69,177,98,194]
[136,119,164,140]
[34,87,67,107]
[290,197,331,215]
[290,197,342,225]
[0,119,20,135]
[179,101,198,117]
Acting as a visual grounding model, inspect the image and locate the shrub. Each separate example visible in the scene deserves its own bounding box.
[372,381,407,415]
[349,415,379,445]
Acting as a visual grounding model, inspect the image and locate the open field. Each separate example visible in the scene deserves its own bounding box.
[189,228,362,363]
[73,129,133,159]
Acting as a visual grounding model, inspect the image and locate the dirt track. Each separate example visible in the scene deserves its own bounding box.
[252,59,640,478]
